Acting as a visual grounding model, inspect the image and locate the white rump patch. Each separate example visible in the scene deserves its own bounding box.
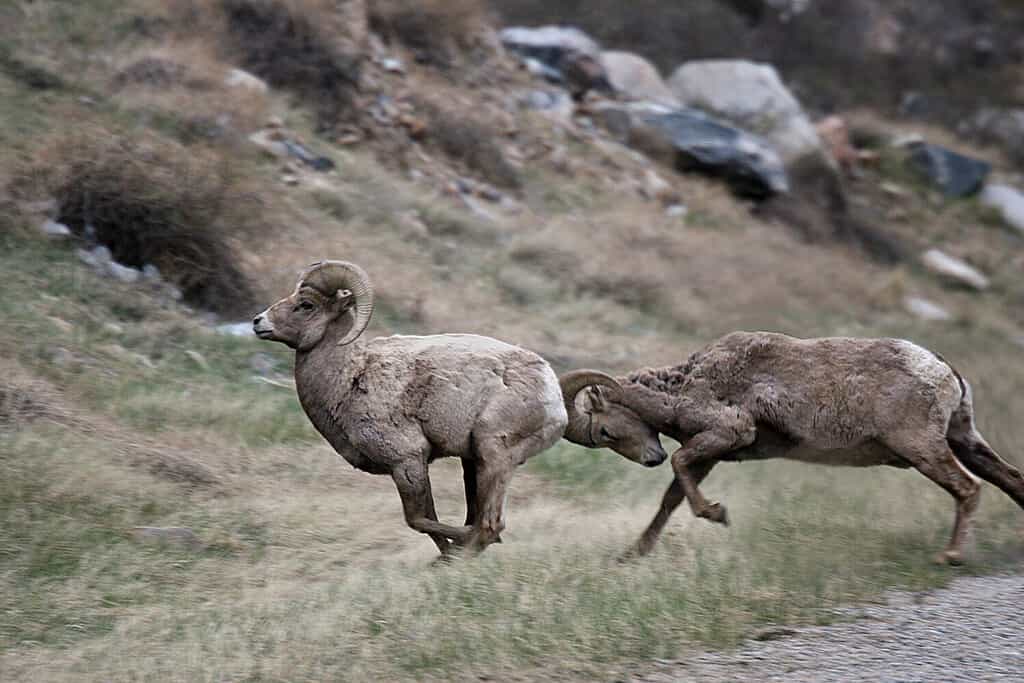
[894,340,951,389]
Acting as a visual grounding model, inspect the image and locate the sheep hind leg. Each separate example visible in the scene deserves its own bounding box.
[392,461,473,552]
[887,432,981,566]
[623,461,717,560]
[462,458,479,527]
[463,457,513,555]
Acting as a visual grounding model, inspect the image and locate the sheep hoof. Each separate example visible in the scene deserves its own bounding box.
[618,542,650,563]
[934,550,964,566]
[431,553,457,567]
[702,502,729,526]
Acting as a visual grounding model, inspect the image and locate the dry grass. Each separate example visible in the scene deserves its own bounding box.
[110,43,271,144]
[166,0,361,130]
[417,98,522,190]
[2,2,1024,680]
[369,0,490,68]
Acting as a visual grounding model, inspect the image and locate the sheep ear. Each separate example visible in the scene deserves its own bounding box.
[334,288,354,310]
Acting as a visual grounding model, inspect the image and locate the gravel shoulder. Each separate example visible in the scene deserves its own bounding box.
[633,574,1024,683]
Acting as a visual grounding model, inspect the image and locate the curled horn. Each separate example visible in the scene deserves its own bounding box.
[297,260,374,346]
[559,369,621,445]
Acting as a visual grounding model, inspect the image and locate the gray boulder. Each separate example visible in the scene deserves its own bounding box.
[500,25,601,84]
[980,184,1024,235]
[667,60,825,168]
[593,102,788,198]
[600,51,678,106]
[905,142,991,198]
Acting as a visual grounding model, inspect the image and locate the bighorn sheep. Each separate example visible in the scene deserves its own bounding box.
[561,332,1024,564]
[253,261,567,557]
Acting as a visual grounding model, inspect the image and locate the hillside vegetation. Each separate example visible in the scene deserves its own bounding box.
[1,1,1023,680]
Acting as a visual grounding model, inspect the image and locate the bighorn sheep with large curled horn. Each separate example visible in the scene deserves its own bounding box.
[561,331,1024,564]
[253,261,568,557]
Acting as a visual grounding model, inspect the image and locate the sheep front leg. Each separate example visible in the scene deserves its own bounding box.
[672,423,754,526]
[625,460,717,559]
[392,461,473,552]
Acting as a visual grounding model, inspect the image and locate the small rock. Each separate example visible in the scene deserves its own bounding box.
[249,130,289,159]
[381,57,404,74]
[142,264,162,282]
[266,116,284,129]
[77,245,112,269]
[40,219,71,238]
[881,182,909,198]
[921,249,990,291]
[665,204,688,218]
[979,184,1024,235]
[103,322,125,335]
[184,350,210,370]
[107,261,141,284]
[905,296,950,323]
[281,173,299,186]
[642,168,680,205]
[224,67,268,94]
[130,526,204,550]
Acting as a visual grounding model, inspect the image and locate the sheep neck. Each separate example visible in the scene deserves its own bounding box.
[616,375,701,441]
[293,321,366,438]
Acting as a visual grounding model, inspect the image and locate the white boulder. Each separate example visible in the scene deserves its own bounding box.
[980,184,1024,235]
[225,67,268,94]
[921,249,989,291]
[667,59,825,167]
[600,51,678,106]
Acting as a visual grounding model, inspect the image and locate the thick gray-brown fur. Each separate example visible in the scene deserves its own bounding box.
[561,331,1024,564]
[254,261,567,558]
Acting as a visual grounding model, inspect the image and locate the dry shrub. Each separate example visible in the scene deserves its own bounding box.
[369,0,489,68]
[178,0,362,131]
[113,56,191,90]
[418,99,521,189]
[25,126,264,316]
[0,44,65,90]
[111,45,270,146]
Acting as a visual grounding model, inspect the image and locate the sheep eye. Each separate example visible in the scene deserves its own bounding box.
[298,301,315,312]
[599,426,614,440]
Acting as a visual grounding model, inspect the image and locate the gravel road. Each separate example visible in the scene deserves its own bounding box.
[633,574,1024,683]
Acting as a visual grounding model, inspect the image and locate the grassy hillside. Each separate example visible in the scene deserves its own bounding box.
[2,1,1023,680]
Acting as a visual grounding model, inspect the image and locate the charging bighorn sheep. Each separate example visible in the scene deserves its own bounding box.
[561,332,1024,564]
[253,261,567,557]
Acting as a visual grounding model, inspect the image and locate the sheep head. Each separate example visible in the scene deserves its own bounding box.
[253,260,374,351]
[559,370,668,468]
